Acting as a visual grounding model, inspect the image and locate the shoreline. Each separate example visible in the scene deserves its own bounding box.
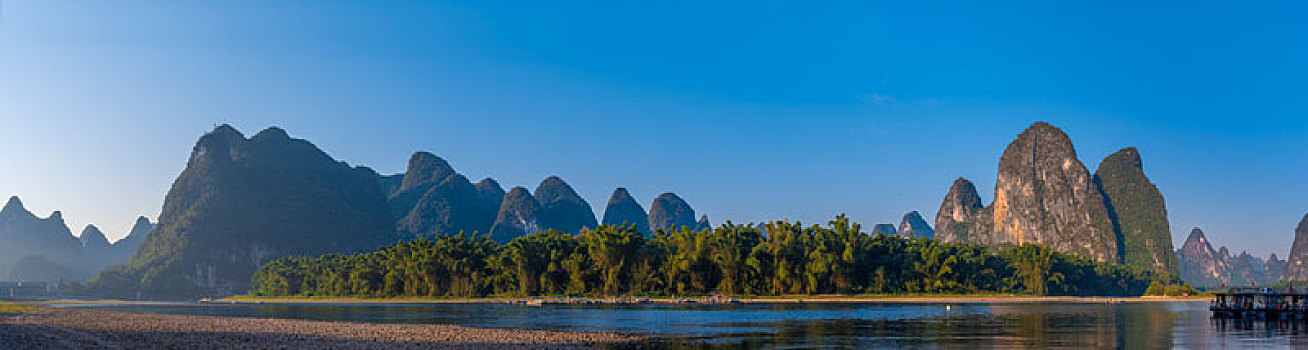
[211,294,1211,305]
[0,303,645,349]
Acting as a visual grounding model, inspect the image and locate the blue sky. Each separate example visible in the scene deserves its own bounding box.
[0,1,1304,258]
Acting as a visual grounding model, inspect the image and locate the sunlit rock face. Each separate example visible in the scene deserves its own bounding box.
[989,122,1118,262]
[933,122,1119,263]
[1282,213,1308,281]
[935,178,986,243]
[1176,228,1230,287]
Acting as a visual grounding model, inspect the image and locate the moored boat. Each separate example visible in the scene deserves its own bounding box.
[1210,287,1308,320]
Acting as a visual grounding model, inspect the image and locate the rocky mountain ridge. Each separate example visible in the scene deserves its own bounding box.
[0,196,153,282]
[1281,213,1308,281]
[1176,227,1286,287]
[897,211,934,239]
[378,151,708,244]
[934,122,1173,271]
[88,125,397,299]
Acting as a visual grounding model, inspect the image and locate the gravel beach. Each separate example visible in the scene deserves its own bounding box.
[0,306,646,349]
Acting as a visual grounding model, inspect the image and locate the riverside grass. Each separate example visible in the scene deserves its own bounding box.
[0,301,35,314]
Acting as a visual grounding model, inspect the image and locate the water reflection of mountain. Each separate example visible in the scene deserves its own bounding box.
[50,302,1308,348]
[676,303,1181,348]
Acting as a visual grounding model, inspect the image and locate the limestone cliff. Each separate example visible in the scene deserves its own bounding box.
[934,178,988,243]
[1094,147,1177,274]
[488,187,542,243]
[1176,228,1229,287]
[601,188,649,235]
[648,193,697,233]
[88,125,396,299]
[1282,212,1308,280]
[933,122,1119,263]
[897,211,934,239]
[533,176,598,234]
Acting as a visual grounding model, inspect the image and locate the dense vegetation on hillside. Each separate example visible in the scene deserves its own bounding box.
[87,126,397,300]
[253,215,1190,298]
[1094,147,1179,275]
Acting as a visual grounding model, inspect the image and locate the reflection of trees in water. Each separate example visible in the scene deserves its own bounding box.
[1116,303,1176,349]
[668,304,1178,349]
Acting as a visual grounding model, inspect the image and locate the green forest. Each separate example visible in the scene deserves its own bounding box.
[252,215,1194,298]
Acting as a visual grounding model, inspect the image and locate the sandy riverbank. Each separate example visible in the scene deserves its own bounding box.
[0,304,645,349]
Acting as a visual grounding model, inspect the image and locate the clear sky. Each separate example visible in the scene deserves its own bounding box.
[1,1,1304,258]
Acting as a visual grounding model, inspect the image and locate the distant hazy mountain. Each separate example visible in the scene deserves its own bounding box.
[1227,251,1270,286]
[897,211,933,239]
[871,224,897,236]
[1267,253,1287,282]
[601,188,649,235]
[0,197,152,282]
[0,197,84,281]
[79,225,112,271]
[7,256,76,282]
[533,176,598,234]
[648,193,697,233]
[1176,228,1228,287]
[1175,227,1285,287]
[88,125,396,300]
[79,225,111,250]
[108,217,155,264]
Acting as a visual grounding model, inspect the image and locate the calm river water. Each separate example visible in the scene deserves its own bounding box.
[53,301,1308,348]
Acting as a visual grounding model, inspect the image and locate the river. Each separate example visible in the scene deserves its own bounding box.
[51,301,1308,348]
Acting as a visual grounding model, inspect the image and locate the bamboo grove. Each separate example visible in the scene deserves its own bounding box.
[252,215,1193,298]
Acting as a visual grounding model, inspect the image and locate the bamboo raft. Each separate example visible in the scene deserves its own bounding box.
[1211,288,1308,320]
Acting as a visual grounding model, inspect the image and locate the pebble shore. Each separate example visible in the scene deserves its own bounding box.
[0,306,646,349]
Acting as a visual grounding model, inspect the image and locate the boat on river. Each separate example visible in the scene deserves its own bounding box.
[1210,287,1308,320]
